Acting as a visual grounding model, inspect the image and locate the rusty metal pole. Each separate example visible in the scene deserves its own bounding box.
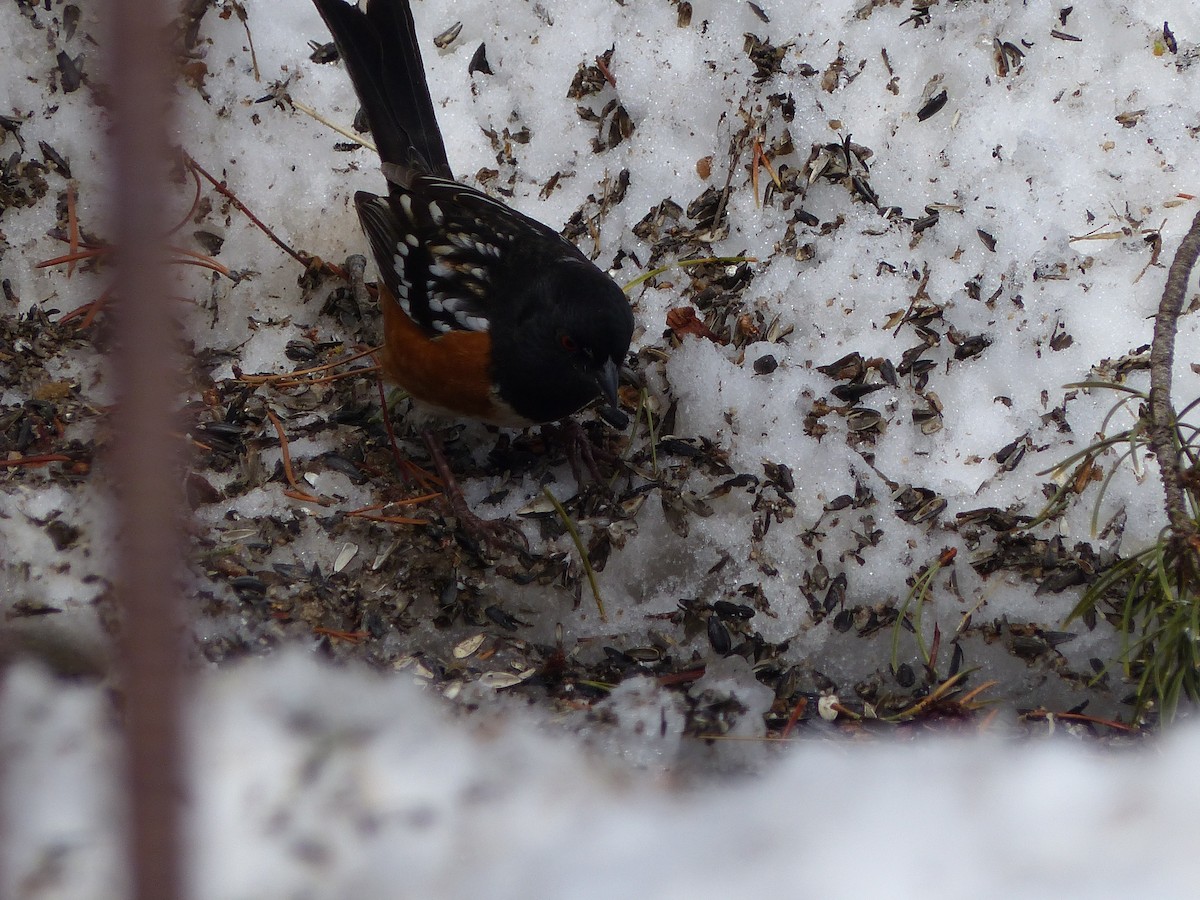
[107,0,184,896]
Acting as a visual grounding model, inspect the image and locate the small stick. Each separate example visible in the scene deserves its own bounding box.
[236,345,382,385]
[66,181,79,276]
[543,487,607,622]
[293,100,377,151]
[184,154,313,269]
[0,453,74,467]
[265,407,326,505]
[1148,209,1200,538]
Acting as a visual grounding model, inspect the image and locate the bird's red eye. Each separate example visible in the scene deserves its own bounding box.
[560,334,578,352]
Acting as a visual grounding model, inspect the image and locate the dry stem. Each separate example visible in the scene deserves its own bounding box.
[1148,209,1200,538]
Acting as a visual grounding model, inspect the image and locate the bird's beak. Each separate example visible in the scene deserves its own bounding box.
[596,357,621,409]
[595,357,629,429]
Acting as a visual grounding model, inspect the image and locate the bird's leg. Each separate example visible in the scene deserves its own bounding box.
[422,429,529,555]
[543,419,621,488]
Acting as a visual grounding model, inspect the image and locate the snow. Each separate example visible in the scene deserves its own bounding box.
[3,0,1200,896]
[6,653,1200,898]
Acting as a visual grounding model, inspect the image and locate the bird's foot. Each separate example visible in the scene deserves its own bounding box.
[422,430,528,557]
[543,419,624,489]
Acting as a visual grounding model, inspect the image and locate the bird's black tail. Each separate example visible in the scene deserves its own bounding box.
[312,0,452,178]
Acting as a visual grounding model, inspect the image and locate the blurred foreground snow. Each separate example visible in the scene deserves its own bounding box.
[4,652,1199,899]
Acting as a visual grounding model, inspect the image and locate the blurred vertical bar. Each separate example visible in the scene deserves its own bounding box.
[108,0,183,896]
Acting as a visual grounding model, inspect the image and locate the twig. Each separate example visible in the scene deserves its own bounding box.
[293,100,377,152]
[233,1,260,81]
[889,669,970,720]
[710,131,745,238]
[236,345,381,387]
[621,255,757,293]
[1148,209,1200,538]
[184,153,314,269]
[343,253,372,311]
[779,695,808,738]
[264,407,326,505]
[167,161,204,237]
[312,627,368,643]
[0,453,73,467]
[35,247,108,268]
[59,285,116,328]
[543,487,607,621]
[344,495,439,526]
[1023,709,1137,733]
[66,181,79,276]
[375,369,436,487]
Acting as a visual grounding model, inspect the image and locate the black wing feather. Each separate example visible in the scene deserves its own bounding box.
[356,186,504,335]
[312,0,451,177]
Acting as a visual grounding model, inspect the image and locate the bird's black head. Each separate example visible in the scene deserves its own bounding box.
[490,258,634,425]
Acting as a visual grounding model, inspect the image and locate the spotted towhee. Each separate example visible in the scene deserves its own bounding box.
[312,0,635,432]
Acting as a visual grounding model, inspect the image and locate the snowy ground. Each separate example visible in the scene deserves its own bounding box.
[2,0,1200,896]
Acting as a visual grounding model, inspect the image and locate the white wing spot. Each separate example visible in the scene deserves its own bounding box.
[391,280,410,314]
[428,201,445,225]
[399,195,414,220]
[406,234,419,247]
[469,266,487,280]
[429,261,453,279]
[463,315,489,331]
[394,243,408,260]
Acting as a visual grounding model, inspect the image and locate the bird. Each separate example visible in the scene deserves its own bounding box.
[311,0,633,429]
[311,0,635,546]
